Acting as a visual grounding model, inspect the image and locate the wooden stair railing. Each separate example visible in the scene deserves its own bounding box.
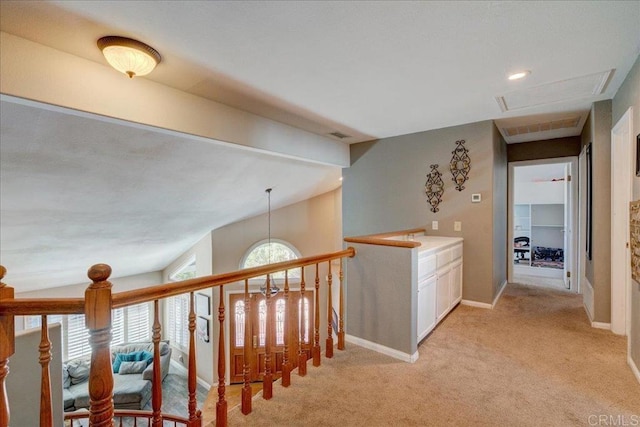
[0,247,355,427]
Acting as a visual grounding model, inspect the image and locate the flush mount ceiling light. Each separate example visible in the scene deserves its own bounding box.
[97,36,161,79]
[508,70,531,81]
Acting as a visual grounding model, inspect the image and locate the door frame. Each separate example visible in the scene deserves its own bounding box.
[507,156,579,292]
[610,107,633,337]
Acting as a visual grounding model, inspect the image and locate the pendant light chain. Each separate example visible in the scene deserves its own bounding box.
[266,188,272,264]
[261,188,279,296]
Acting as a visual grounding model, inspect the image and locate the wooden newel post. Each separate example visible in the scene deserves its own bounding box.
[0,265,15,427]
[85,264,114,427]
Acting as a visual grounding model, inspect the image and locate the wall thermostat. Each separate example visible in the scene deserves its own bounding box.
[471,193,481,203]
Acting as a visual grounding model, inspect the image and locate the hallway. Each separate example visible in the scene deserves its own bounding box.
[225,284,639,426]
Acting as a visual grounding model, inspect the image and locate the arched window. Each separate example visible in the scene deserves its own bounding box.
[241,239,301,280]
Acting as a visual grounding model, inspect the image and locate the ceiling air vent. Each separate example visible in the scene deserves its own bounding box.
[329,131,351,139]
[502,116,581,137]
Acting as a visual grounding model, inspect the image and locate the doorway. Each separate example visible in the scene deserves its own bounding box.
[228,291,313,383]
[508,158,579,291]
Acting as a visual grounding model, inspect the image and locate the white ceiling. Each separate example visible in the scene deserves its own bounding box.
[1,1,639,291]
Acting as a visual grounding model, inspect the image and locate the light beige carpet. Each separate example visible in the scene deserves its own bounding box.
[222,284,639,426]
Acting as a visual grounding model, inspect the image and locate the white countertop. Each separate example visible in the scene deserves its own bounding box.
[383,234,463,254]
[415,236,463,254]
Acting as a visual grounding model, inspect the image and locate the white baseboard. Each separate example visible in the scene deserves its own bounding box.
[582,301,612,331]
[629,354,640,385]
[492,280,508,307]
[583,277,594,320]
[345,334,419,363]
[460,299,492,309]
[591,321,611,330]
[170,359,211,389]
[460,280,507,310]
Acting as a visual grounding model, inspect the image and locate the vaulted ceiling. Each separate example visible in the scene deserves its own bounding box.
[1,1,638,291]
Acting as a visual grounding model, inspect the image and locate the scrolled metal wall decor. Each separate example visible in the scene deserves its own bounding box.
[425,164,444,213]
[450,139,471,191]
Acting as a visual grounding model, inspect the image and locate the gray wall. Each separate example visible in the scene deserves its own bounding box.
[612,54,640,373]
[346,242,416,355]
[343,120,507,305]
[581,100,613,323]
[492,125,508,297]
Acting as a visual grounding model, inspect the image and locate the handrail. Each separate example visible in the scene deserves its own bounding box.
[344,228,426,248]
[111,247,355,308]
[0,247,357,427]
[0,298,84,315]
[0,248,356,315]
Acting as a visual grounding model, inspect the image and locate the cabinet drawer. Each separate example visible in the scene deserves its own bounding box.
[419,254,437,278]
[451,244,463,261]
[436,249,452,268]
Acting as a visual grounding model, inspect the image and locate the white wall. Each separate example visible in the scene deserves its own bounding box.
[15,271,162,333]
[161,231,213,386]
[514,181,564,205]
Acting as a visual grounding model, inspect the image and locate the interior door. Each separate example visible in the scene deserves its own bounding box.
[230,291,313,383]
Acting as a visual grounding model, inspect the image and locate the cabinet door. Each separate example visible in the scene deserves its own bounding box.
[450,260,463,305]
[436,267,451,322]
[417,275,437,342]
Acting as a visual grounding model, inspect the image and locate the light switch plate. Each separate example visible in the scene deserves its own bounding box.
[471,193,481,203]
[432,220,439,230]
[454,221,462,231]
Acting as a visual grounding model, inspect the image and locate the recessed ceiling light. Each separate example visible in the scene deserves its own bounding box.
[339,176,344,181]
[508,70,531,81]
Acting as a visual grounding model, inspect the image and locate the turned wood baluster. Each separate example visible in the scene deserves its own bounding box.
[263,276,273,400]
[312,264,321,367]
[151,300,162,427]
[298,266,307,377]
[338,259,346,350]
[281,271,291,387]
[0,265,15,427]
[39,315,53,427]
[85,264,114,427]
[216,286,227,426]
[187,292,202,426]
[241,280,252,415]
[326,263,334,359]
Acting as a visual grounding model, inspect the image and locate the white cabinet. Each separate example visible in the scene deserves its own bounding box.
[436,266,451,322]
[417,274,437,342]
[417,242,463,341]
[450,260,463,304]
